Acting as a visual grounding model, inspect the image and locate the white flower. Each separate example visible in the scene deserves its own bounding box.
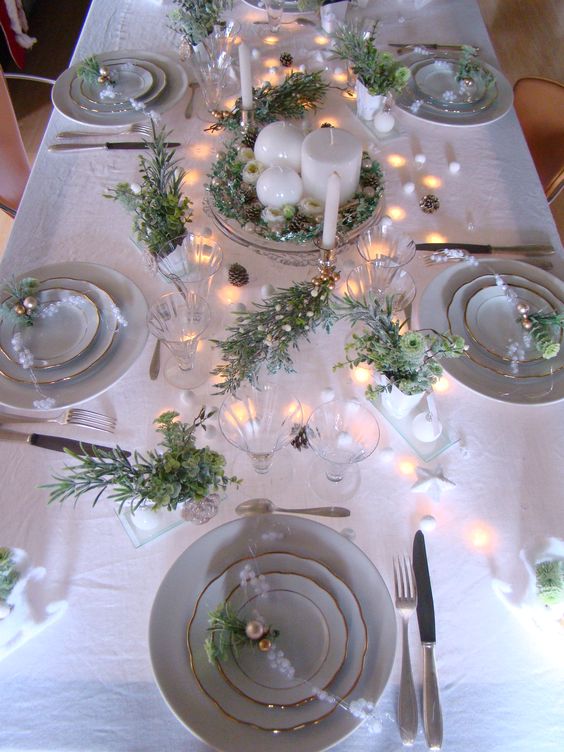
[238,147,255,163]
[242,160,266,185]
[298,197,323,217]
[261,206,285,226]
[282,324,292,332]
[130,182,141,195]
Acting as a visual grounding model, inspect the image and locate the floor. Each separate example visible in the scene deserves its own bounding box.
[1,0,563,255]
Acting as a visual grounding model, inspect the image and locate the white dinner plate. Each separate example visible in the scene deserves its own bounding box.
[416,259,564,404]
[0,263,147,410]
[411,57,497,112]
[150,516,395,752]
[52,50,188,126]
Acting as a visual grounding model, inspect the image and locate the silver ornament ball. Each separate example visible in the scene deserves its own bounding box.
[245,620,265,640]
[23,295,38,310]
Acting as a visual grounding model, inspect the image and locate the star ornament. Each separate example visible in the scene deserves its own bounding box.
[411,466,455,502]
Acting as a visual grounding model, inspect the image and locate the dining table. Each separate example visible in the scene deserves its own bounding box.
[1,0,563,750]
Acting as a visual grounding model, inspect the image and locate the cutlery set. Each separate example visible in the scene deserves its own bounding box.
[0,428,128,457]
[395,532,443,749]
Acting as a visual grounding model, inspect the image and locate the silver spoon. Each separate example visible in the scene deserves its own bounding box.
[236,498,350,518]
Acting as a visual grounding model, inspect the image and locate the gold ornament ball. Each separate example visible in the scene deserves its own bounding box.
[99,66,109,77]
[14,303,26,316]
[258,637,272,652]
[521,317,533,331]
[516,302,530,315]
[23,295,38,311]
[245,620,265,640]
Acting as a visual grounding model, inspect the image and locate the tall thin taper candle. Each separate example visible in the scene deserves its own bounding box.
[322,172,341,249]
[238,43,253,110]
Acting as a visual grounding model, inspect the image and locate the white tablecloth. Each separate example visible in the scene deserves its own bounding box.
[1,1,563,750]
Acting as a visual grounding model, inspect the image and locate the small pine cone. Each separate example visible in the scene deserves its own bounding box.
[228,263,249,287]
[291,426,309,451]
[240,182,256,201]
[279,52,293,68]
[244,201,263,222]
[419,194,440,214]
[241,127,258,148]
[361,171,380,188]
[288,213,314,234]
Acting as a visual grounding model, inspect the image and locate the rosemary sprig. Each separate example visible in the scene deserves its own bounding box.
[527,311,564,359]
[207,71,328,133]
[77,55,107,86]
[204,602,279,664]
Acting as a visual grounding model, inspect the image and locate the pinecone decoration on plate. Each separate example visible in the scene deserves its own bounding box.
[228,263,249,287]
[279,52,293,68]
[241,127,258,149]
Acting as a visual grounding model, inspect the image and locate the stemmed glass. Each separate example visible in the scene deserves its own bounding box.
[356,222,416,266]
[263,0,286,33]
[306,399,380,500]
[156,233,223,301]
[346,260,416,313]
[147,291,211,389]
[190,23,239,122]
[219,381,302,475]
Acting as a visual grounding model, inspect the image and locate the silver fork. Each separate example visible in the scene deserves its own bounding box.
[0,408,116,433]
[56,122,153,139]
[394,555,418,746]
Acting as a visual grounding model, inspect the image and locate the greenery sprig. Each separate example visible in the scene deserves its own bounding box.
[0,277,40,328]
[204,602,279,664]
[45,409,240,513]
[536,560,564,607]
[207,71,328,133]
[212,280,338,394]
[334,295,466,397]
[331,24,410,96]
[169,0,233,47]
[105,121,192,256]
[76,55,114,86]
[457,45,495,88]
[0,547,20,603]
[526,311,564,359]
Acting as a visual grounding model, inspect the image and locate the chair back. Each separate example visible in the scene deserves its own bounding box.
[0,67,31,217]
[513,77,564,203]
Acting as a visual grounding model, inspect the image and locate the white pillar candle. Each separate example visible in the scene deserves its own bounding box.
[301,127,362,204]
[238,43,253,110]
[322,172,341,249]
[256,166,303,208]
[253,122,304,172]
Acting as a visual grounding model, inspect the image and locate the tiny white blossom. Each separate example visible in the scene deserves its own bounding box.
[130,182,141,195]
[282,324,292,332]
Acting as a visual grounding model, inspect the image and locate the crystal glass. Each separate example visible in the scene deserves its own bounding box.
[147,291,211,389]
[156,233,223,301]
[219,381,302,474]
[306,400,380,499]
[264,0,285,33]
[190,41,236,121]
[346,260,416,313]
[356,222,416,265]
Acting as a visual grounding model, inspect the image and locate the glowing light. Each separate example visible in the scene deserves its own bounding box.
[352,366,372,385]
[398,458,417,476]
[285,400,302,418]
[318,116,338,127]
[426,232,448,243]
[333,71,348,84]
[387,205,407,221]
[264,57,279,68]
[433,376,450,393]
[264,35,279,45]
[387,154,407,168]
[343,88,357,100]
[228,400,257,426]
[218,284,241,305]
[190,143,212,160]
[422,175,442,189]
[467,522,497,553]
[300,402,313,421]
[183,170,201,187]
[314,35,329,45]
[224,96,237,110]
[347,279,359,296]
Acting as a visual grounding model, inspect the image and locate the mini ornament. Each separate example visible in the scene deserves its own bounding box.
[258,637,273,652]
[373,110,395,134]
[419,194,440,214]
[22,296,38,311]
[448,161,461,174]
[97,65,112,84]
[403,181,415,195]
[245,619,266,640]
[228,263,249,287]
[13,303,26,316]
[204,602,279,664]
[414,153,426,167]
[279,52,293,68]
[411,465,455,502]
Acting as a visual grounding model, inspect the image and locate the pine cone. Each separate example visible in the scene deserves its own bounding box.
[240,182,256,201]
[361,171,380,188]
[244,201,263,222]
[320,122,334,128]
[279,52,293,68]
[241,127,258,149]
[228,263,249,287]
[419,194,440,214]
[288,213,314,234]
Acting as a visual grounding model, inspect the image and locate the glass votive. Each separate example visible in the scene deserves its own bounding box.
[346,259,416,313]
[356,223,416,266]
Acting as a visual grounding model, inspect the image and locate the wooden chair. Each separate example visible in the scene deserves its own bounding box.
[0,66,54,218]
[513,77,564,204]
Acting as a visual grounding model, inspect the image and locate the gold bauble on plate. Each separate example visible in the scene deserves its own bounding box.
[14,303,26,316]
[258,637,272,652]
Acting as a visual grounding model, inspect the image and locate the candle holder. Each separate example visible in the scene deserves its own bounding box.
[240,107,255,133]
[312,237,344,290]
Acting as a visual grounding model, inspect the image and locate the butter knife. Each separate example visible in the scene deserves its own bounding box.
[0,428,130,457]
[48,142,181,153]
[413,531,443,750]
[416,242,554,256]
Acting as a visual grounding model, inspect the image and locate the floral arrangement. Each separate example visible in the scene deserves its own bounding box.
[335,295,466,397]
[0,277,40,327]
[457,45,495,88]
[207,71,328,134]
[169,0,233,47]
[525,311,564,360]
[332,24,411,96]
[208,139,383,244]
[46,409,240,513]
[105,122,191,257]
[204,602,279,664]
[0,547,19,605]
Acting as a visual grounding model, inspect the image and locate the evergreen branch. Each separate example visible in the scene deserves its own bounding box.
[77,55,111,86]
[0,547,20,602]
[204,602,279,664]
[527,311,564,359]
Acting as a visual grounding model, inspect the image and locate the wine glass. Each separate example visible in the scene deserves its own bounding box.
[156,233,223,301]
[263,0,285,33]
[219,381,302,475]
[346,260,416,313]
[147,291,211,389]
[356,222,416,266]
[306,399,380,500]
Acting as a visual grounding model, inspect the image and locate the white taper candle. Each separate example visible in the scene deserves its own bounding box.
[238,43,253,110]
[322,172,341,249]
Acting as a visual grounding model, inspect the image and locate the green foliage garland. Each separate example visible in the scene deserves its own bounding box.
[45,409,240,513]
[169,0,233,47]
[105,121,192,256]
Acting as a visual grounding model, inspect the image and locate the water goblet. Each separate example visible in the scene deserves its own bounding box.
[219,381,302,475]
[356,222,416,265]
[156,233,223,301]
[306,399,380,500]
[264,0,285,33]
[346,260,416,313]
[147,291,211,389]
[190,44,236,122]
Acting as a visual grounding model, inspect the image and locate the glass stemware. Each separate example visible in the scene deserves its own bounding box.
[346,260,416,313]
[263,0,285,33]
[156,233,223,301]
[306,399,380,499]
[219,381,302,474]
[147,291,210,389]
[356,222,416,265]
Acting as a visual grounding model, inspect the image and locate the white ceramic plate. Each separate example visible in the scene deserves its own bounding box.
[52,51,187,126]
[411,58,496,111]
[149,516,395,752]
[416,259,564,404]
[0,263,147,409]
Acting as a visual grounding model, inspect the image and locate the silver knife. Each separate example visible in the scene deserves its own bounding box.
[413,531,443,750]
[0,428,130,457]
[416,242,554,256]
[48,141,181,153]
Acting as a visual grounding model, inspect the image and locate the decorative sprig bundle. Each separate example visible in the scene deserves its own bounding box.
[169,0,233,47]
[46,409,240,513]
[0,277,40,328]
[204,602,279,664]
[207,71,329,133]
[105,122,191,256]
[331,24,411,96]
[77,55,114,86]
[457,45,495,88]
[526,311,564,359]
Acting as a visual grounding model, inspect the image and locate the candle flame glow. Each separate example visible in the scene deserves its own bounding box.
[467,522,497,553]
[426,232,448,243]
[352,366,372,385]
[264,57,279,68]
[263,35,279,45]
[398,458,417,476]
[190,143,212,160]
[218,285,241,305]
[433,376,450,393]
[422,175,442,189]
[387,206,407,221]
[387,154,407,168]
[333,71,348,84]
[315,35,329,45]
[182,170,200,187]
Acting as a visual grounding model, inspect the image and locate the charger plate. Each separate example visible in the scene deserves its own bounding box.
[149,515,395,752]
[416,259,564,404]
